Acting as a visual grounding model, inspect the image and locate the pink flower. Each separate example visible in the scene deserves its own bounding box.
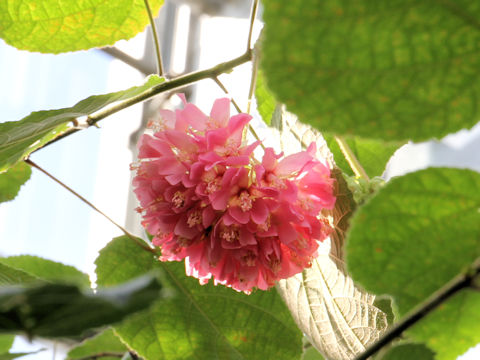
[132,95,336,293]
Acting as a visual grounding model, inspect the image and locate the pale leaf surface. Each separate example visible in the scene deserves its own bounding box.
[277,247,387,360]
[273,108,388,359]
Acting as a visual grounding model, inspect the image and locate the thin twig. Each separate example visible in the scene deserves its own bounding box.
[212,76,242,113]
[246,50,259,114]
[100,47,152,75]
[212,76,265,150]
[87,50,252,127]
[24,159,155,254]
[246,0,260,51]
[355,259,480,360]
[31,51,252,168]
[144,0,164,76]
[334,136,369,180]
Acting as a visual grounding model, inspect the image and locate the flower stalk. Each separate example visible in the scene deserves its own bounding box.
[334,136,369,180]
[144,0,164,76]
[25,158,155,254]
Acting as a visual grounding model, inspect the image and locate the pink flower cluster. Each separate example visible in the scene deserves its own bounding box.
[132,95,336,292]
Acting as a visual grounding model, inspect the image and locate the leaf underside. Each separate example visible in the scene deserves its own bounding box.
[0,75,164,172]
[346,167,480,360]
[262,0,480,141]
[0,0,164,53]
[272,107,387,360]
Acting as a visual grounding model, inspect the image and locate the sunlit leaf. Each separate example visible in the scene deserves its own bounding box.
[96,236,303,360]
[0,263,38,287]
[95,237,157,287]
[0,256,89,288]
[0,162,31,203]
[302,345,325,360]
[379,342,435,360]
[0,0,164,53]
[261,0,480,141]
[67,328,128,360]
[323,135,403,178]
[0,335,14,353]
[255,70,277,125]
[346,168,480,360]
[0,75,164,172]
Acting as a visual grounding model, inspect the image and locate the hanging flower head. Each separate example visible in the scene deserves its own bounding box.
[132,95,336,292]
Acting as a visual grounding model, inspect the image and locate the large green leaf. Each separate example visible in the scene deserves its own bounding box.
[345,168,480,359]
[95,236,157,287]
[379,343,435,360]
[0,350,44,360]
[0,276,161,338]
[0,75,164,172]
[255,70,277,125]
[0,256,89,288]
[302,346,325,360]
[261,0,480,141]
[95,236,303,360]
[323,135,403,178]
[0,263,37,287]
[0,162,31,203]
[67,328,128,360]
[0,335,14,353]
[0,0,164,53]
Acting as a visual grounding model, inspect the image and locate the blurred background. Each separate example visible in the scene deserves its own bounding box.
[0,0,479,358]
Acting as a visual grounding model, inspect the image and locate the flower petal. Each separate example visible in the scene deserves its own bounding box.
[210,98,230,127]
[251,200,268,224]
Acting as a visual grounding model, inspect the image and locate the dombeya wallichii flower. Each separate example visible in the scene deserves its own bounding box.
[132,95,336,292]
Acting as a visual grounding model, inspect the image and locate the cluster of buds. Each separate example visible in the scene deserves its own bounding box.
[132,95,336,292]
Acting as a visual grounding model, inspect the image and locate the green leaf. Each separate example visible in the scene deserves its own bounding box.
[67,328,128,360]
[379,343,435,360]
[323,135,403,178]
[345,168,480,359]
[95,237,157,287]
[0,276,161,338]
[255,70,277,125]
[373,296,396,327]
[0,256,89,288]
[261,1,480,141]
[0,75,164,172]
[302,346,325,360]
[0,263,37,287]
[0,350,44,360]
[0,0,164,53]
[96,236,303,360]
[0,162,31,203]
[0,335,14,353]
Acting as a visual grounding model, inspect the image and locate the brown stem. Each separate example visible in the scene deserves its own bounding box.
[355,259,480,360]
[246,0,260,51]
[33,51,252,156]
[246,50,259,114]
[87,50,252,127]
